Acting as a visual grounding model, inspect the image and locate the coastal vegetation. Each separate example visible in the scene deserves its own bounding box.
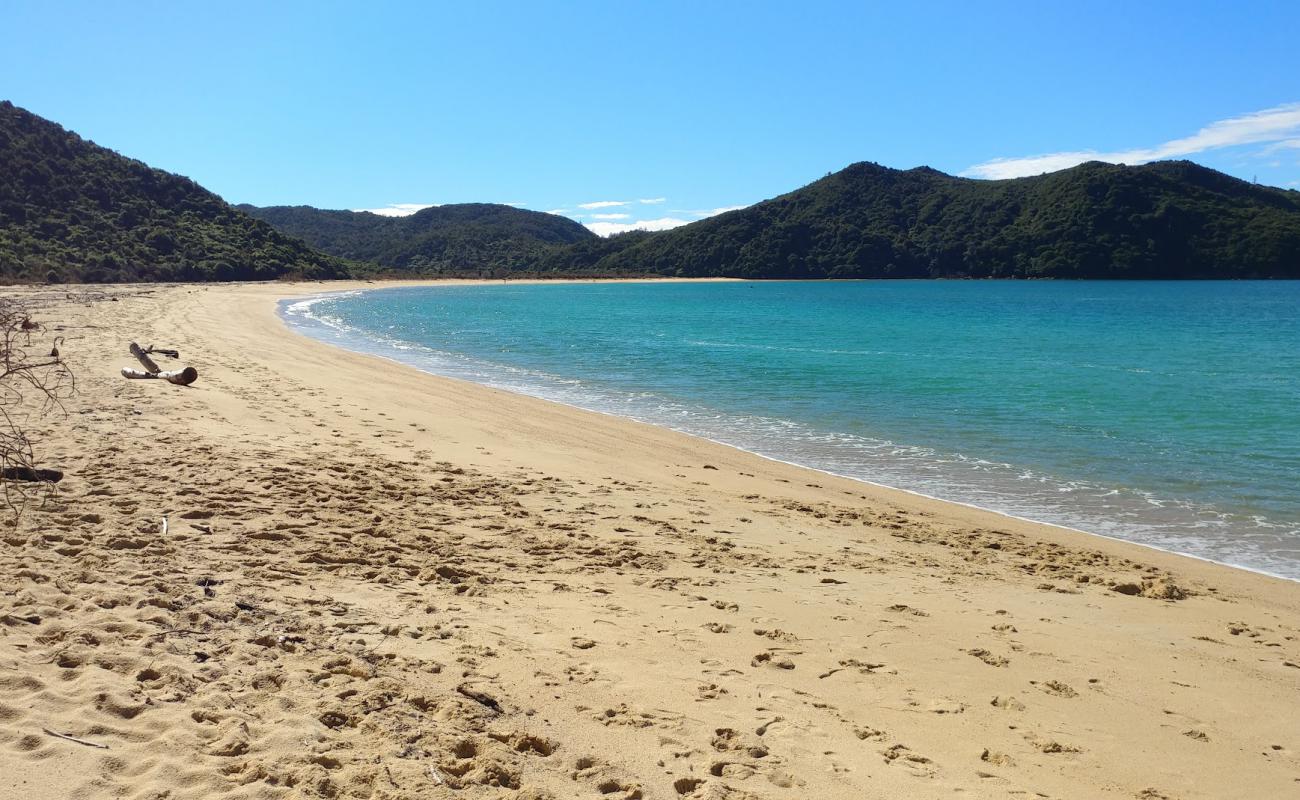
[574,161,1300,279]
[237,202,596,276]
[0,101,349,283]
[3,100,1299,283]
[245,160,1300,280]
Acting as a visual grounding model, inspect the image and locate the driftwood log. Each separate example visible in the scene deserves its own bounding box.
[121,341,198,386]
[129,342,161,373]
[121,366,199,385]
[1,466,63,483]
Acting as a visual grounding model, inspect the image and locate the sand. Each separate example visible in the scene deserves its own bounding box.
[0,280,1297,800]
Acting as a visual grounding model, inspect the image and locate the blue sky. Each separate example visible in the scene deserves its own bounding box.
[3,1,1298,234]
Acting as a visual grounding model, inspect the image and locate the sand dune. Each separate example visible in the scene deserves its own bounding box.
[1,281,1297,799]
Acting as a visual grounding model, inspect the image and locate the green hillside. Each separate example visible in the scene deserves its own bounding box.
[239,202,596,275]
[0,101,349,283]
[6,98,1298,283]
[587,161,1300,279]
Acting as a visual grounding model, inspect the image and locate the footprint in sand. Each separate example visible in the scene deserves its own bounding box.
[697,683,728,700]
[980,748,1014,766]
[880,743,936,776]
[571,756,643,799]
[966,648,1010,667]
[1027,734,1082,754]
[751,651,797,670]
[886,603,929,617]
[1031,680,1078,698]
[752,628,799,642]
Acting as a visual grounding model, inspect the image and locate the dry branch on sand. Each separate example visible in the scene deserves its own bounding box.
[0,296,74,515]
[42,728,110,750]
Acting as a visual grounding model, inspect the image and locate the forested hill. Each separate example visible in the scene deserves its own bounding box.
[578,161,1300,279]
[5,97,1299,283]
[238,203,597,275]
[0,101,350,283]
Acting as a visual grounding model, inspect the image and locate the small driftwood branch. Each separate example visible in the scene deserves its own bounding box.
[1,466,63,483]
[146,628,206,640]
[42,728,109,749]
[456,684,503,713]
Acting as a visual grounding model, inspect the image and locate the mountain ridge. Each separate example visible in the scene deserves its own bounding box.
[0,100,349,283]
[570,159,1300,279]
[4,99,1299,283]
[237,202,596,276]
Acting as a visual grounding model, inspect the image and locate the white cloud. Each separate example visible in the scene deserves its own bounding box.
[583,203,750,237]
[352,202,440,217]
[585,217,695,236]
[502,201,526,207]
[578,200,629,209]
[638,197,667,204]
[696,204,748,217]
[545,208,569,215]
[667,204,751,218]
[963,102,1300,179]
[1261,138,1300,155]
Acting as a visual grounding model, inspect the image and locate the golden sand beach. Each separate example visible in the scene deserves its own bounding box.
[1,281,1297,799]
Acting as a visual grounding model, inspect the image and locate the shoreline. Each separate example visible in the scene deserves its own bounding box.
[280,280,1299,585]
[2,279,1298,800]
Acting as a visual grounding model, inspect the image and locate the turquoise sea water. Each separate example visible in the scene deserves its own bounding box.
[282,281,1300,580]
